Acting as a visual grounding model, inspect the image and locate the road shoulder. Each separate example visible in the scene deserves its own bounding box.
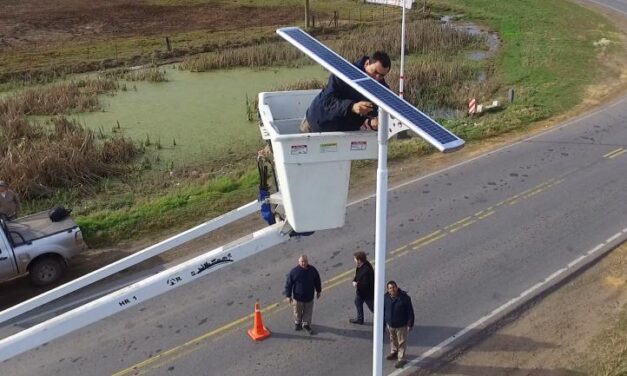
[423,241,627,376]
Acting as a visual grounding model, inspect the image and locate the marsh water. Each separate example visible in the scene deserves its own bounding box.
[71,65,328,166]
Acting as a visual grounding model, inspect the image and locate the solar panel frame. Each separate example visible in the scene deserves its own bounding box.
[277,27,465,152]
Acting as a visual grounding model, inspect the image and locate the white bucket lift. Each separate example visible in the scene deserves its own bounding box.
[258,90,383,232]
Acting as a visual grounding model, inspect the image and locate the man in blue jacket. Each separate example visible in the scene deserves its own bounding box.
[384,280,414,368]
[301,51,391,132]
[284,254,322,334]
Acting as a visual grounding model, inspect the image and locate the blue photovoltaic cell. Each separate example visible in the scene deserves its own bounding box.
[277,27,463,149]
[356,80,458,145]
[280,28,367,81]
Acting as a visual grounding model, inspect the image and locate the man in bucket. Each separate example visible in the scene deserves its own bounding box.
[301,51,391,133]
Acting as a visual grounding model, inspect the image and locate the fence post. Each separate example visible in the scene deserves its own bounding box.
[305,0,310,28]
[508,88,515,103]
[334,11,338,27]
[165,37,172,52]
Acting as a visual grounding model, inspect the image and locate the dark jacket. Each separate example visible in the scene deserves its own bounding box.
[383,289,415,328]
[284,265,322,302]
[305,56,389,132]
[353,261,375,299]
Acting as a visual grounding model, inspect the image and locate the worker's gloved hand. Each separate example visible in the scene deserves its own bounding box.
[352,101,374,116]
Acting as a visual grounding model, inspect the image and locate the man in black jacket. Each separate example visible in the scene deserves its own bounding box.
[383,281,414,369]
[301,51,391,133]
[349,251,375,325]
[284,254,322,334]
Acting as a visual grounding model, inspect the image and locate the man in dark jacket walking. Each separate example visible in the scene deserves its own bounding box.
[301,51,391,133]
[284,254,322,334]
[383,281,414,368]
[349,251,375,325]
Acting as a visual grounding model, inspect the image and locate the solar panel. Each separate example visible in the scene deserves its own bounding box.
[276,27,465,152]
[279,28,367,81]
[355,80,459,145]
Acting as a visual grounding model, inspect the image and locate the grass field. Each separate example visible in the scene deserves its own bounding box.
[433,0,620,131]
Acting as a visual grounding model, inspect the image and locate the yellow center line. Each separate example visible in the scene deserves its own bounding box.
[113,303,283,376]
[412,232,447,250]
[445,216,472,230]
[449,219,476,232]
[603,147,624,158]
[523,187,545,199]
[608,149,626,159]
[323,276,354,291]
[477,210,495,220]
[113,176,566,375]
[324,269,355,285]
[410,230,444,247]
[390,245,408,256]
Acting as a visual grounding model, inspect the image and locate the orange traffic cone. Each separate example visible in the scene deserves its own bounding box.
[247,301,271,341]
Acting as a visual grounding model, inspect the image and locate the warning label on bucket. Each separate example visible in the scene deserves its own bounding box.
[291,145,308,155]
[320,143,338,153]
[350,141,367,151]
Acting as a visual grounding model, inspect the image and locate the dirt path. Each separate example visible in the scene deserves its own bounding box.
[0,1,301,48]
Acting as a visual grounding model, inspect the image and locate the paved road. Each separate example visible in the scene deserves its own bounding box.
[2,3,626,376]
[584,0,627,15]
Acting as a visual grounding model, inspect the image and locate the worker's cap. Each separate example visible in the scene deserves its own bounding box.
[0,181,8,187]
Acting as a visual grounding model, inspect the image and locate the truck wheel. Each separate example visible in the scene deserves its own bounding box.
[29,257,65,286]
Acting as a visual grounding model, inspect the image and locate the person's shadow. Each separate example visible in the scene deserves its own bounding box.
[307,323,374,340]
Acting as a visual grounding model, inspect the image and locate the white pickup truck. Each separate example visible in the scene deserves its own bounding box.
[0,210,87,286]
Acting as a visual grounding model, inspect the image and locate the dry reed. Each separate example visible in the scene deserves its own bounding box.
[99,68,168,82]
[0,78,118,115]
[0,114,138,198]
[0,79,139,198]
[180,20,481,72]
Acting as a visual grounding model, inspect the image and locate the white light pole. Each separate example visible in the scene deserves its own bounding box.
[399,0,407,98]
[372,109,389,376]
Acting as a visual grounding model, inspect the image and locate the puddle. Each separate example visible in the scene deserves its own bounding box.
[69,65,328,166]
[441,15,500,62]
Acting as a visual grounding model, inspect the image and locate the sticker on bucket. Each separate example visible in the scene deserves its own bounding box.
[350,141,367,151]
[291,145,308,155]
[320,143,338,153]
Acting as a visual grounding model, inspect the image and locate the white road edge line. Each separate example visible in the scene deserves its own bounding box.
[588,243,604,255]
[607,232,622,243]
[567,255,587,268]
[387,230,626,376]
[583,0,627,16]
